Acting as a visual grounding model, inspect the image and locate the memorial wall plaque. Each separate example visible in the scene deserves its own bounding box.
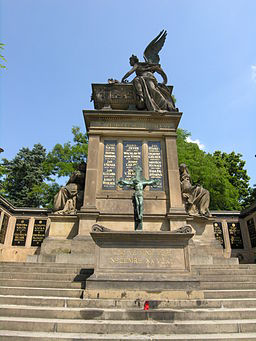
[31,220,47,247]
[227,222,244,249]
[148,141,163,191]
[123,141,142,188]
[0,214,9,244]
[102,140,117,190]
[213,222,225,248]
[12,219,29,246]
[247,218,256,248]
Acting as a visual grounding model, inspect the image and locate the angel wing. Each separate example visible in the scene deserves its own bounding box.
[143,30,167,64]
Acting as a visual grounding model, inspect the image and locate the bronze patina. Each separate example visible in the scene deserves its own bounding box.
[118,165,159,230]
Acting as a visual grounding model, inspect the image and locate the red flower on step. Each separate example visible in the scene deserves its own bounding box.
[144,301,149,310]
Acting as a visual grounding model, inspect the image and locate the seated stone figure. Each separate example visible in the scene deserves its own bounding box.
[53,163,86,215]
[179,163,211,217]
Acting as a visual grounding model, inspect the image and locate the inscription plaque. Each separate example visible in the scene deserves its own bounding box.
[227,222,244,249]
[213,222,225,248]
[247,218,256,248]
[0,214,9,244]
[123,141,142,188]
[12,219,29,246]
[31,220,47,247]
[103,248,184,270]
[148,141,163,190]
[102,140,117,190]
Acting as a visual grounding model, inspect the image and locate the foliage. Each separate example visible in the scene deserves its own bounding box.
[0,43,7,70]
[45,126,88,177]
[0,144,55,207]
[176,129,251,210]
[0,127,88,208]
[212,151,250,206]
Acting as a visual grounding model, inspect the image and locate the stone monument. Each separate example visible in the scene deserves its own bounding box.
[34,30,238,275]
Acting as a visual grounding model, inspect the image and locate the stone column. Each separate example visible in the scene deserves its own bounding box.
[222,220,231,257]
[25,218,34,248]
[82,134,100,211]
[78,134,100,236]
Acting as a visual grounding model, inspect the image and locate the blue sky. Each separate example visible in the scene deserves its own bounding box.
[0,0,256,186]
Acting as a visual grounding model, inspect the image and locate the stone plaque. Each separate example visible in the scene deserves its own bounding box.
[247,218,256,248]
[148,141,163,190]
[12,219,29,246]
[123,141,142,187]
[213,222,225,248]
[101,247,185,271]
[0,214,9,244]
[102,140,117,190]
[227,222,244,249]
[31,219,47,247]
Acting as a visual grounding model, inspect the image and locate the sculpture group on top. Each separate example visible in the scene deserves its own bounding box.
[121,30,176,112]
[105,30,176,113]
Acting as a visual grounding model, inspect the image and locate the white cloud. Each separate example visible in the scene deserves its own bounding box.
[186,137,205,150]
[251,65,256,82]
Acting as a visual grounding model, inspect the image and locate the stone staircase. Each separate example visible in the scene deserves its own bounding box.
[1,262,256,340]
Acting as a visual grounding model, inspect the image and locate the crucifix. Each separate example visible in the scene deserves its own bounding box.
[117,165,160,230]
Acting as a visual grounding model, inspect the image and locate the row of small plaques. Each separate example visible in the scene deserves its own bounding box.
[0,212,9,244]
[12,219,47,247]
[102,140,163,190]
[247,218,256,248]
[213,222,244,249]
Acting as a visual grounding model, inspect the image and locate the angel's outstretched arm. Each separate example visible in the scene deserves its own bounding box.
[121,66,137,83]
[156,66,167,85]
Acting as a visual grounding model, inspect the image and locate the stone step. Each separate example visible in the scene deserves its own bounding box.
[0,272,91,281]
[199,275,256,282]
[197,269,256,276]
[200,282,256,290]
[1,330,256,340]
[204,290,256,299]
[194,264,256,270]
[2,295,256,309]
[0,287,83,298]
[0,266,92,274]
[1,316,256,334]
[0,262,86,268]
[2,305,256,321]
[0,279,82,289]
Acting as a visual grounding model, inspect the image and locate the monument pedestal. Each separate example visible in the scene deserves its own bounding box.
[86,230,202,299]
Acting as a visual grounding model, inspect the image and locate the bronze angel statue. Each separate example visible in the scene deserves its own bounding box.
[121,30,176,112]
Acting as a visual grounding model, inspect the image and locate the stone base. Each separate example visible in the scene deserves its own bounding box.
[86,230,198,293]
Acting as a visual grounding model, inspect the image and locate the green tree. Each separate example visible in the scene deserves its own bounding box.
[0,144,57,207]
[45,126,88,177]
[0,43,7,70]
[0,127,88,208]
[212,151,250,206]
[176,129,244,210]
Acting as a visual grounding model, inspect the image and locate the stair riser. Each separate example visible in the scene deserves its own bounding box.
[0,288,83,298]
[0,273,89,281]
[0,280,82,289]
[204,291,256,299]
[199,276,256,282]
[2,308,256,320]
[198,270,256,275]
[201,283,256,289]
[1,320,255,334]
[2,296,256,309]
[0,267,92,275]
[1,336,256,341]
